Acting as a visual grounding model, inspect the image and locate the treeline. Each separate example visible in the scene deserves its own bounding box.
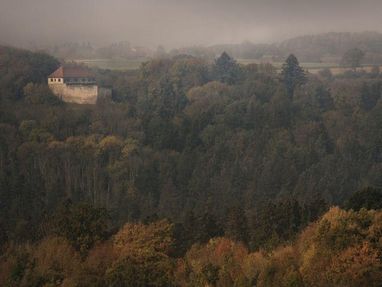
[1,203,382,286]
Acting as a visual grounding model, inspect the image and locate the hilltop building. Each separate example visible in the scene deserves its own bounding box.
[48,65,110,104]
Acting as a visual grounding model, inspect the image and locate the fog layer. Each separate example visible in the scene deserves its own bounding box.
[1,0,381,48]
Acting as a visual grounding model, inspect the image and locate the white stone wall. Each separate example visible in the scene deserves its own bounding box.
[49,83,98,104]
[48,78,64,84]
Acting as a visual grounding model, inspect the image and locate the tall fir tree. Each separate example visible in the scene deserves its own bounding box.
[224,206,249,244]
[214,52,241,85]
[281,54,306,98]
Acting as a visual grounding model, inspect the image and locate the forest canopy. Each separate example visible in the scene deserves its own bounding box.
[0,46,382,286]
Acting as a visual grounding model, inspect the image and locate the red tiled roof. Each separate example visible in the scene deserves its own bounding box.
[48,65,94,78]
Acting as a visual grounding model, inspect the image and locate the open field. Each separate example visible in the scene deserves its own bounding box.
[73,58,382,75]
[72,58,148,70]
[237,59,338,69]
[309,65,382,75]
[75,58,339,71]
[238,58,382,75]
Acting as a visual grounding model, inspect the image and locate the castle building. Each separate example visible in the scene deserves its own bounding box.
[48,65,99,104]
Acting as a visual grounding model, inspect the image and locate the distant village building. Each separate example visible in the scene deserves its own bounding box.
[48,65,110,104]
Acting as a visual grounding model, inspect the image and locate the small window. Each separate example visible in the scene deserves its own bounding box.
[50,78,53,82]
[58,78,61,82]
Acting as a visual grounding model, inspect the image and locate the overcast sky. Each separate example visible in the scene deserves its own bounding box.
[1,0,382,48]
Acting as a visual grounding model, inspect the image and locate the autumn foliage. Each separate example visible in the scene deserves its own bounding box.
[1,207,382,286]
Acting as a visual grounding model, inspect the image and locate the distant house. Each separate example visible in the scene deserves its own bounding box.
[48,65,110,104]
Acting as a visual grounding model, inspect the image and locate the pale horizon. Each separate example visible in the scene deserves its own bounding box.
[1,0,382,49]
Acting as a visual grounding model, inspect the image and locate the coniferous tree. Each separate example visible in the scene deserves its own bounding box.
[290,200,302,234]
[360,83,381,111]
[196,212,223,243]
[346,187,382,211]
[176,211,198,253]
[48,201,109,255]
[340,48,365,69]
[304,194,329,223]
[224,206,249,244]
[214,52,241,84]
[281,54,306,98]
[315,85,334,111]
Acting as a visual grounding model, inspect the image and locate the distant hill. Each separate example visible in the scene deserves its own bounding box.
[171,31,382,64]
[279,31,382,63]
[35,41,153,61]
[20,31,382,65]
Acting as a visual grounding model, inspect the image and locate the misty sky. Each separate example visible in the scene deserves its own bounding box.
[1,0,382,48]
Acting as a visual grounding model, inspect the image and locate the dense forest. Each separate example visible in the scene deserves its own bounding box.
[1,45,382,286]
